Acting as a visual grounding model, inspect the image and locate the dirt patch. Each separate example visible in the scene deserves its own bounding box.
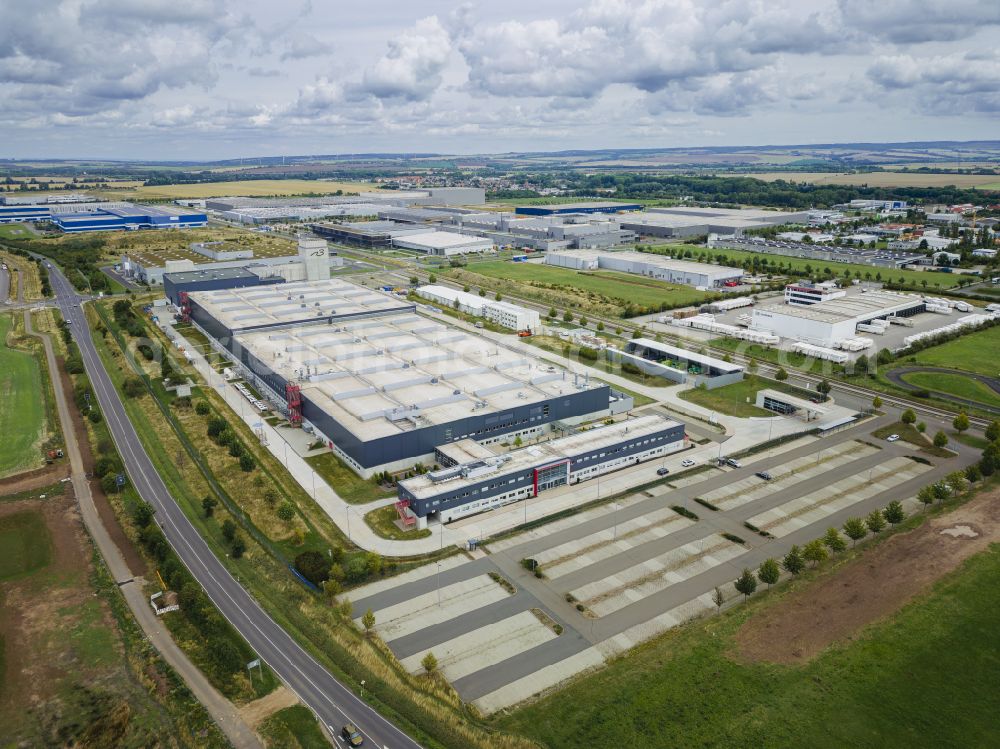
[0,462,68,494]
[239,685,299,727]
[735,487,1000,664]
[56,355,146,575]
[0,488,119,718]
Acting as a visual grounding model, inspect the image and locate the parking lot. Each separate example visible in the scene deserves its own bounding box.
[349,413,967,715]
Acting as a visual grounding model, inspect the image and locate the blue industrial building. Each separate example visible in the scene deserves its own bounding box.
[0,201,207,232]
[181,280,621,479]
[52,204,208,232]
[514,201,643,216]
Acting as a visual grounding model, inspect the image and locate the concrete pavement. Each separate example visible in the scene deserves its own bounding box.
[24,308,264,749]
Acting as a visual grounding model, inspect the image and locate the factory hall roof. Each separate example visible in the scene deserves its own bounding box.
[188,279,413,331]
[233,311,607,442]
[755,291,922,324]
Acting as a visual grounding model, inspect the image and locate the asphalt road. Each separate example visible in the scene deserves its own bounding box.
[47,262,422,749]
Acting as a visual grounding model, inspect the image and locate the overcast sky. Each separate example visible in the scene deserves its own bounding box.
[1,0,998,161]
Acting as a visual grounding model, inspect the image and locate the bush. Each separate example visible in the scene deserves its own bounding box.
[231,535,246,559]
[206,417,228,439]
[122,376,145,398]
[228,441,245,458]
[221,519,237,542]
[722,532,746,545]
[195,400,210,416]
[294,551,331,586]
[671,505,698,520]
[693,498,719,511]
[276,502,295,521]
[239,454,255,472]
[88,409,103,424]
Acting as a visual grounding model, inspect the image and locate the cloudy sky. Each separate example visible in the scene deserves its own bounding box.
[1,0,998,160]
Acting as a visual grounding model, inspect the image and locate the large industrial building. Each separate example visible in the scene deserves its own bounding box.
[415,285,541,331]
[545,249,743,288]
[396,414,686,525]
[183,279,626,478]
[620,206,809,239]
[311,221,425,248]
[750,291,925,347]
[0,199,206,231]
[514,201,643,216]
[391,231,494,256]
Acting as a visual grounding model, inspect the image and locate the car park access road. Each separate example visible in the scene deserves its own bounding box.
[47,261,421,749]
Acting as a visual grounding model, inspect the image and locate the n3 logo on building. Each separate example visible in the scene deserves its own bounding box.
[309,249,327,257]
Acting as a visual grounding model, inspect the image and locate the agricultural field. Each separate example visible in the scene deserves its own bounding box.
[700,246,972,289]
[0,314,49,477]
[0,485,224,747]
[445,261,712,316]
[740,171,1000,189]
[498,485,1000,748]
[110,179,385,200]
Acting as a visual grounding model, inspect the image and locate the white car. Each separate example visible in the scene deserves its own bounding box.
[680,459,696,468]
[886,434,900,442]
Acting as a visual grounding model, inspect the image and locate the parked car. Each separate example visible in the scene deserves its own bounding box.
[886,434,900,442]
[341,724,364,746]
[725,458,742,468]
[680,459,695,468]
[755,471,773,481]
[657,467,670,476]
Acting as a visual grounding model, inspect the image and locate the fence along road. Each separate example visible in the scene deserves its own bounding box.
[47,262,422,749]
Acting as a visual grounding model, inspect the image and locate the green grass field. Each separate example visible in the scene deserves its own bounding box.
[451,261,711,310]
[498,544,1000,748]
[0,314,46,476]
[304,452,395,504]
[0,223,32,239]
[698,246,972,289]
[258,705,330,749]
[364,504,431,540]
[900,371,1000,409]
[678,377,802,417]
[0,510,51,581]
[907,326,1000,377]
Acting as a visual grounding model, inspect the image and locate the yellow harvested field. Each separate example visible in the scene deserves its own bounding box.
[740,171,1000,189]
[118,179,386,199]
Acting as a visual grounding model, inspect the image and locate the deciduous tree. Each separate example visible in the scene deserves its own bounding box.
[782,545,805,575]
[822,527,847,554]
[734,568,757,601]
[865,510,886,535]
[758,558,780,588]
[842,517,868,547]
[803,539,829,566]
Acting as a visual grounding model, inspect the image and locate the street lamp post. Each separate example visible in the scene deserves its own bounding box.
[346,506,351,541]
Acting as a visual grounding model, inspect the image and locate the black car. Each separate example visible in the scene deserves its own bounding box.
[657,467,670,476]
[341,724,364,746]
[755,471,773,481]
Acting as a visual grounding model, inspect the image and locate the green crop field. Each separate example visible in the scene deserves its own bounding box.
[0,511,51,581]
[907,326,1000,377]
[498,544,1000,748]
[0,314,46,476]
[900,371,1000,409]
[451,261,711,310]
[693,246,972,289]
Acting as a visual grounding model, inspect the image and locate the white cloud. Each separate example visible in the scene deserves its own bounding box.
[868,51,1000,113]
[357,16,452,101]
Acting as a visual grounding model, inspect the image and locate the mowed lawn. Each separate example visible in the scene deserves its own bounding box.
[0,315,46,476]
[900,371,1000,409]
[909,326,1000,377]
[498,545,1000,748]
[457,261,710,309]
[678,377,808,418]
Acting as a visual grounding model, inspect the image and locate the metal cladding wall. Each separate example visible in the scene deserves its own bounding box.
[54,211,208,233]
[163,274,285,306]
[398,420,684,517]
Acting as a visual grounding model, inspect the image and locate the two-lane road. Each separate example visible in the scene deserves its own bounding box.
[47,262,421,749]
